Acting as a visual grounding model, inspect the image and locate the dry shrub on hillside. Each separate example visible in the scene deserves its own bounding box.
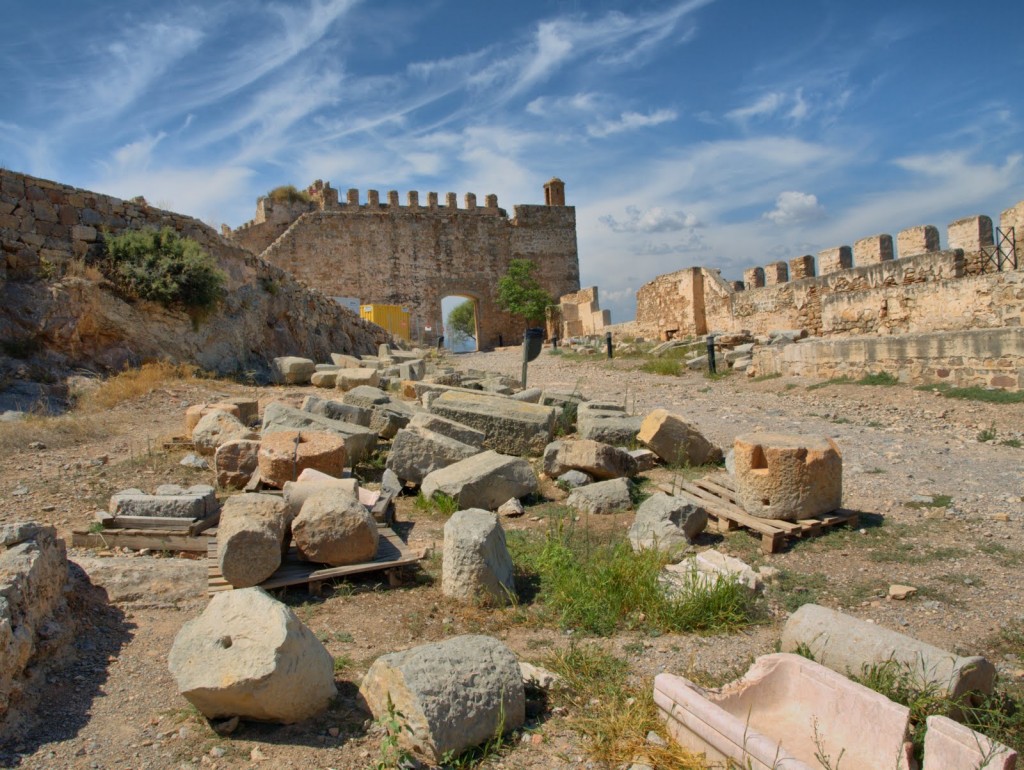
[0,412,106,454]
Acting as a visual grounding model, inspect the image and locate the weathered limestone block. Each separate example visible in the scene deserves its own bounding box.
[282,476,359,517]
[788,255,815,280]
[185,402,242,433]
[853,233,894,266]
[273,356,316,385]
[257,430,346,488]
[732,433,841,521]
[110,485,217,519]
[330,353,362,368]
[764,261,788,285]
[817,245,852,275]
[407,412,485,447]
[664,549,762,592]
[897,224,940,258]
[628,448,659,472]
[565,477,632,514]
[0,523,68,720]
[168,587,336,723]
[922,715,1016,770]
[301,395,372,427]
[215,439,261,489]
[654,654,914,770]
[358,635,525,762]
[781,604,995,702]
[261,402,377,463]
[557,470,592,488]
[399,359,426,381]
[947,214,994,253]
[637,409,721,466]
[192,410,258,456]
[335,367,380,391]
[511,387,542,403]
[386,428,480,485]
[576,402,643,444]
[216,494,292,588]
[310,370,338,388]
[340,385,391,410]
[627,493,706,554]
[292,487,378,566]
[421,451,537,510]
[442,510,515,605]
[429,391,555,456]
[543,439,637,480]
[743,266,765,289]
[368,399,417,439]
[218,397,259,426]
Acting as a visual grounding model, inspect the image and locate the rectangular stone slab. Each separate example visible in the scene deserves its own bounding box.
[429,391,554,456]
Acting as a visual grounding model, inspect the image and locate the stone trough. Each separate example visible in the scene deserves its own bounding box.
[654,653,1016,770]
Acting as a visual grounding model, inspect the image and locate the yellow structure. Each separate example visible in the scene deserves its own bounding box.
[360,304,411,341]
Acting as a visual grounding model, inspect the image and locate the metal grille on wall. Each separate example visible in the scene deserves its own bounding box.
[981,227,1018,272]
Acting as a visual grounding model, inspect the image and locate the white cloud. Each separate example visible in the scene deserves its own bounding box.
[762,191,826,225]
[588,109,677,138]
[111,133,167,171]
[726,92,784,123]
[600,205,702,233]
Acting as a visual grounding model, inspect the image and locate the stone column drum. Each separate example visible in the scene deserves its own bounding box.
[732,433,841,521]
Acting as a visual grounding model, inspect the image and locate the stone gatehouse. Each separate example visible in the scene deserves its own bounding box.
[228,177,581,349]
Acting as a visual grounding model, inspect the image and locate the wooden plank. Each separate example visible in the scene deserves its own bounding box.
[760,531,787,555]
[72,528,212,553]
[676,482,790,536]
[189,511,220,536]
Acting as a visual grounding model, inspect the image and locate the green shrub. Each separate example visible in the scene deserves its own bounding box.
[857,371,900,386]
[509,518,752,635]
[267,184,311,204]
[100,228,226,310]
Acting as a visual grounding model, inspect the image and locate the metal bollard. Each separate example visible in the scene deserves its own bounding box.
[706,334,716,374]
[605,331,613,359]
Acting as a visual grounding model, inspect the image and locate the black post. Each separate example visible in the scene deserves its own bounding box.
[706,334,716,374]
[605,331,613,359]
[437,334,444,351]
[552,336,559,350]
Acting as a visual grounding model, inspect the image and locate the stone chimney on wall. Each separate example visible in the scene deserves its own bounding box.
[544,177,566,206]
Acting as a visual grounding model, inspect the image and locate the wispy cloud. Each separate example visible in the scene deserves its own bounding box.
[588,108,677,137]
[600,205,701,233]
[726,92,785,123]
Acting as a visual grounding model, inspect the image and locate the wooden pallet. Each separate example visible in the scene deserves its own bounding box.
[207,527,423,595]
[658,474,858,554]
[71,510,219,553]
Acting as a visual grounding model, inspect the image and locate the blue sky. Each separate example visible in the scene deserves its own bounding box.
[3,0,1022,323]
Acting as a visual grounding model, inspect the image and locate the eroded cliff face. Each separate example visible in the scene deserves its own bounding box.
[0,170,390,390]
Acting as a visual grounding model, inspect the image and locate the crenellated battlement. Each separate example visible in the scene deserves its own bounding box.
[636,196,1024,343]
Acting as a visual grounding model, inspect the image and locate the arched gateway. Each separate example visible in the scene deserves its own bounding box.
[229,178,580,348]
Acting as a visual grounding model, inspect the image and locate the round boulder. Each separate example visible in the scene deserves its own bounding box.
[168,587,336,723]
[257,430,346,489]
[292,487,379,566]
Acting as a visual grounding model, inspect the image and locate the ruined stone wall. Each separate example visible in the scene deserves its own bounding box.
[754,328,1024,390]
[557,286,611,337]
[0,170,389,376]
[255,189,580,349]
[634,199,1023,343]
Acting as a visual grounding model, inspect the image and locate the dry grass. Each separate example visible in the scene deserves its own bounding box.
[0,412,107,454]
[80,361,202,410]
[0,361,203,453]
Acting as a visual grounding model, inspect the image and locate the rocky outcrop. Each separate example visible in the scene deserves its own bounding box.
[0,169,391,381]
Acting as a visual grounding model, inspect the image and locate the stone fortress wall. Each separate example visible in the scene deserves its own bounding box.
[227,178,581,349]
[634,197,1024,389]
[0,169,389,375]
[636,199,1024,341]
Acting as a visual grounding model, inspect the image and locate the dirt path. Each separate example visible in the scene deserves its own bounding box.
[1,349,1022,769]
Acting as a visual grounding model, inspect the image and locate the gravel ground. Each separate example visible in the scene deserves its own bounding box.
[1,347,1023,769]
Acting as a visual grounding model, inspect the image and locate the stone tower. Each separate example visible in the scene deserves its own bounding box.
[544,177,566,207]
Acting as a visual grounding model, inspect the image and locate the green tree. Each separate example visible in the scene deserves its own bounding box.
[496,258,553,326]
[446,299,477,346]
